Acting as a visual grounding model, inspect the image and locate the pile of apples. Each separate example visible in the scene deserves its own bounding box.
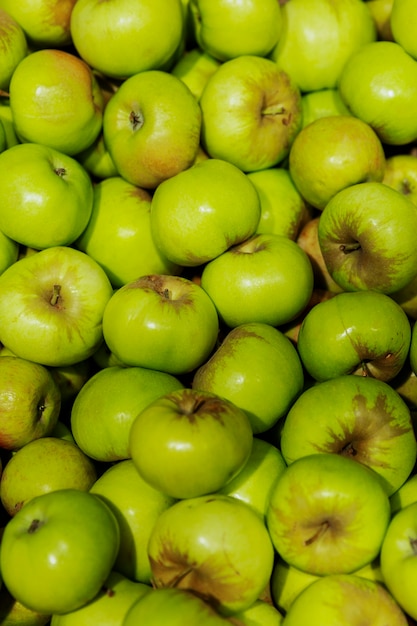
[2,0,417,624]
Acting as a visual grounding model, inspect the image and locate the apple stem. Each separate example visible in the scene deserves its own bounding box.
[168,566,194,588]
[28,519,42,534]
[0,89,9,98]
[304,520,330,546]
[50,284,61,307]
[339,242,361,254]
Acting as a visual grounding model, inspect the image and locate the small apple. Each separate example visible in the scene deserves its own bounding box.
[102,274,219,375]
[380,501,417,620]
[70,0,185,80]
[0,8,27,92]
[338,41,417,145]
[390,473,417,514]
[383,153,417,206]
[150,158,261,267]
[0,356,61,451]
[0,436,97,516]
[280,375,417,496]
[0,489,120,615]
[409,321,417,382]
[0,246,114,367]
[300,88,351,128]
[192,322,304,434]
[200,55,302,172]
[0,228,19,278]
[289,115,386,210]
[200,233,314,328]
[76,131,119,181]
[318,181,417,293]
[296,290,412,382]
[232,599,284,626]
[103,70,201,189]
[0,96,19,149]
[129,388,253,499]
[390,0,417,59]
[70,364,184,463]
[9,49,104,156]
[75,176,180,288]
[171,47,221,101]
[0,143,94,250]
[266,453,391,575]
[147,494,275,615]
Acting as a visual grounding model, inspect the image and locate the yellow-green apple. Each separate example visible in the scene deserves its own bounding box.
[247,167,311,240]
[232,599,283,626]
[380,501,417,620]
[216,437,287,520]
[366,0,394,40]
[280,375,417,496]
[150,158,261,267]
[0,8,27,91]
[0,356,61,451]
[0,246,114,367]
[296,290,412,382]
[0,0,77,47]
[147,494,275,615]
[289,115,386,210]
[338,41,417,145]
[383,154,417,206]
[192,322,304,434]
[0,489,120,615]
[75,176,180,288]
[123,588,230,626]
[317,181,417,293]
[50,571,151,626]
[390,473,417,514]
[200,233,314,328]
[200,55,302,172]
[0,437,97,516]
[171,47,221,101]
[90,459,176,584]
[301,88,351,128]
[129,388,253,499]
[102,274,219,375]
[70,364,184,463]
[390,0,417,59]
[0,229,19,276]
[9,49,104,155]
[270,0,376,93]
[282,573,408,626]
[70,0,184,80]
[266,453,391,575]
[189,0,281,61]
[103,70,201,190]
[0,143,94,250]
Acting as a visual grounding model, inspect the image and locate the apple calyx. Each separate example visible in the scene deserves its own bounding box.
[54,166,66,178]
[129,109,144,132]
[304,520,330,546]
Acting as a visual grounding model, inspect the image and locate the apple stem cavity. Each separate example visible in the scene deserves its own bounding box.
[50,284,62,307]
[340,441,358,458]
[129,109,144,132]
[304,520,330,546]
[339,242,361,254]
[54,166,66,177]
[27,518,43,534]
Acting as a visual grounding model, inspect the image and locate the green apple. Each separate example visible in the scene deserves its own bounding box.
[148,494,275,615]
[0,246,114,367]
[200,233,314,328]
[71,364,184,463]
[301,88,351,128]
[123,588,230,625]
[189,0,281,61]
[383,154,417,206]
[390,473,417,514]
[90,459,176,584]
[318,181,417,293]
[102,274,219,375]
[200,55,302,172]
[0,436,97,516]
[50,571,151,626]
[390,0,417,59]
[103,70,201,190]
[129,388,253,499]
[266,453,391,575]
[0,0,77,47]
[282,573,408,626]
[366,0,394,41]
[0,96,18,149]
[171,47,221,101]
[232,599,283,626]
[270,0,376,93]
[247,167,311,240]
[150,158,261,267]
[280,375,417,496]
[193,322,304,434]
[0,489,120,615]
[50,420,75,443]
[0,143,94,250]
[338,41,417,145]
[76,131,118,181]
[216,437,287,520]
[9,49,104,156]
[0,229,19,277]
[0,356,61,451]
[289,115,386,210]
[75,176,180,287]
[380,501,417,620]
[0,8,27,92]
[70,0,184,80]
[296,290,412,382]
